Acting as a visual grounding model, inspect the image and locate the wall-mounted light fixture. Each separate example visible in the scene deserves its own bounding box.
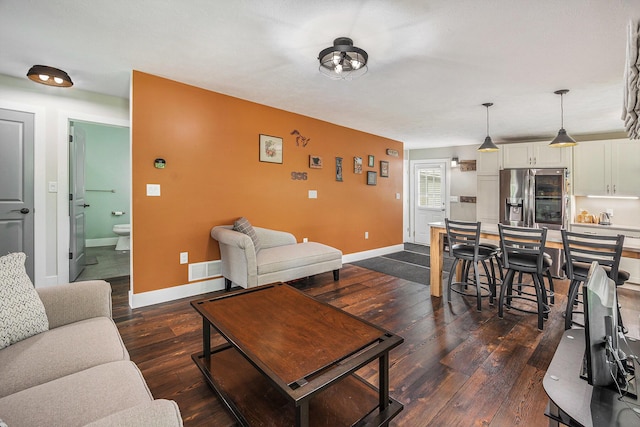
[27,65,73,87]
[451,157,459,168]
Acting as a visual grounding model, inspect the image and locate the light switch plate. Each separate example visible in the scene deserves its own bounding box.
[308,190,318,199]
[147,184,161,196]
[48,181,58,193]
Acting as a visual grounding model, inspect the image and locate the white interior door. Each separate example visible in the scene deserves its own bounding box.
[69,124,87,281]
[0,108,35,280]
[413,161,447,245]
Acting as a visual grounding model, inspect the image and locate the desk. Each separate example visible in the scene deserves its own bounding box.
[429,223,640,297]
[543,329,640,427]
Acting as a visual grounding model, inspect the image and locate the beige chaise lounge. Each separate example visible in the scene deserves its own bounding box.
[211,225,343,290]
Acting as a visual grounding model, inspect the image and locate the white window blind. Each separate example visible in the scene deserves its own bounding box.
[418,168,442,208]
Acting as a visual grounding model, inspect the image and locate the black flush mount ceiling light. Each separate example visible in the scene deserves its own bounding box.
[477,102,499,152]
[27,65,73,87]
[318,37,368,80]
[549,89,577,147]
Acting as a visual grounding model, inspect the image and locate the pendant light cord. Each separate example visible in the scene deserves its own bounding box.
[486,105,490,137]
[560,93,564,129]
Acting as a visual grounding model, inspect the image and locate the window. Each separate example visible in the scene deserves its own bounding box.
[418,167,442,208]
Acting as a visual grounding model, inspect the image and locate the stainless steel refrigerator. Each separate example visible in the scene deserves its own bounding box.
[499,168,569,277]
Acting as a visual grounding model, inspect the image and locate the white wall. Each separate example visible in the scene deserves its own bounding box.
[0,74,129,286]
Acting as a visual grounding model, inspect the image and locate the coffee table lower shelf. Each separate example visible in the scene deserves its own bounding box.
[192,345,403,426]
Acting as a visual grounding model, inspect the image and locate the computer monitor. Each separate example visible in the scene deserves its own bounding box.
[582,261,636,398]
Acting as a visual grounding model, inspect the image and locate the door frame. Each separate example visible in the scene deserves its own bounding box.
[56,111,130,284]
[409,158,451,244]
[0,101,47,284]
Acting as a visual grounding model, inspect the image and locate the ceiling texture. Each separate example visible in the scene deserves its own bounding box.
[1,0,638,149]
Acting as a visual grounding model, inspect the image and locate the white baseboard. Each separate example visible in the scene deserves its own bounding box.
[129,277,225,308]
[342,244,404,264]
[87,237,118,247]
[127,244,404,308]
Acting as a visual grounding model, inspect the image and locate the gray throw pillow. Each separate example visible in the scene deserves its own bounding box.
[0,252,49,349]
[233,217,262,252]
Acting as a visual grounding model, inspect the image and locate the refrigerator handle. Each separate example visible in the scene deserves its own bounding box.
[526,170,535,227]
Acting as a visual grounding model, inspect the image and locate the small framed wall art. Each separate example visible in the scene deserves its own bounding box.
[354,156,363,174]
[368,155,375,167]
[336,157,343,181]
[367,171,377,185]
[259,134,283,164]
[309,155,323,168]
[380,160,389,177]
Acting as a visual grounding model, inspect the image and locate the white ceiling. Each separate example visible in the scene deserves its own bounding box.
[1,0,638,149]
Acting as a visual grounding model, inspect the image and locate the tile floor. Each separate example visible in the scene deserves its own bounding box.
[76,245,130,281]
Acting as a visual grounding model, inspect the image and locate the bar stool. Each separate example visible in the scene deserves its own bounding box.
[445,219,498,311]
[498,224,551,330]
[561,230,627,331]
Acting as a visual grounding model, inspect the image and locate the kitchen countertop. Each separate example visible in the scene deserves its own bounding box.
[570,222,640,233]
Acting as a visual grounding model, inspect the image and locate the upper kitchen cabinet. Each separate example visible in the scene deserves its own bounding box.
[573,139,640,197]
[477,149,501,175]
[502,141,572,168]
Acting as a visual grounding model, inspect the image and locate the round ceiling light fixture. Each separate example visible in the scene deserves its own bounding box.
[27,65,73,87]
[318,37,368,80]
[477,102,499,152]
[549,89,577,147]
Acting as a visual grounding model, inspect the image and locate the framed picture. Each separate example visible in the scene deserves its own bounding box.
[354,156,363,174]
[367,171,377,185]
[259,134,283,164]
[336,157,343,181]
[309,155,323,169]
[368,155,375,167]
[380,160,389,177]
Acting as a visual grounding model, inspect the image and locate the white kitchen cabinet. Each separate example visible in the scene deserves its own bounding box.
[502,141,571,169]
[573,139,640,197]
[570,224,640,284]
[477,150,501,175]
[477,175,499,224]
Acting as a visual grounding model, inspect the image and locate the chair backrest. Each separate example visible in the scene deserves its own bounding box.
[561,230,624,281]
[498,224,547,271]
[444,219,481,257]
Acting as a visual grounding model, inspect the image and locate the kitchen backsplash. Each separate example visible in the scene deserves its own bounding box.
[573,196,640,226]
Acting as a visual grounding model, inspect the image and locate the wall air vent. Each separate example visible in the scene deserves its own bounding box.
[188,260,221,282]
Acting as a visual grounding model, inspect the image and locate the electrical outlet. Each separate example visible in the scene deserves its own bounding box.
[365,231,369,239]
[303,237,308,243]
[180,252,188,264]
[606,208,614,216]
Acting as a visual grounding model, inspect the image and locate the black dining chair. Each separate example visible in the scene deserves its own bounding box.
[498,224,551,330]
[445,219,498,311]
[561,230,627,331]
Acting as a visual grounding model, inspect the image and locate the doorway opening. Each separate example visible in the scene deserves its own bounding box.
[69,120,130,282]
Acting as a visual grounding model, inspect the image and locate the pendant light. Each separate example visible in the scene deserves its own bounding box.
[27,65,73,87]
[549,89,577,147]
[477,102,499,152]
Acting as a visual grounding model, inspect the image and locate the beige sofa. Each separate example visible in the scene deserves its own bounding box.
[211,225,342,290]
[0,280,182,427]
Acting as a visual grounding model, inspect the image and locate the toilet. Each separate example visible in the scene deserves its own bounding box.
[113,224,131,251]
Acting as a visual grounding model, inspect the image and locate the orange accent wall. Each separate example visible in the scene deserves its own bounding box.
[131,71,404,294]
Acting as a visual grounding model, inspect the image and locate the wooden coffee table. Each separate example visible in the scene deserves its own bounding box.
[191,283,404,426]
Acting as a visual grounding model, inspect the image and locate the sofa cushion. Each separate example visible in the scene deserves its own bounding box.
[257,242,342,275]
[85,399,183,427]
[0,316,129,398]
[233,217,262,252]
[0,361,153,427]
[0,252,49,350]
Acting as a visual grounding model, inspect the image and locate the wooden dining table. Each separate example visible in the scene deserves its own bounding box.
[428,222,640,297]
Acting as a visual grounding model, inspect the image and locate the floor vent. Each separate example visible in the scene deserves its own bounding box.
[188,260,222,282]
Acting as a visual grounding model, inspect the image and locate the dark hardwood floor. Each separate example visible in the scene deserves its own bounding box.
[110,265,640,426]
